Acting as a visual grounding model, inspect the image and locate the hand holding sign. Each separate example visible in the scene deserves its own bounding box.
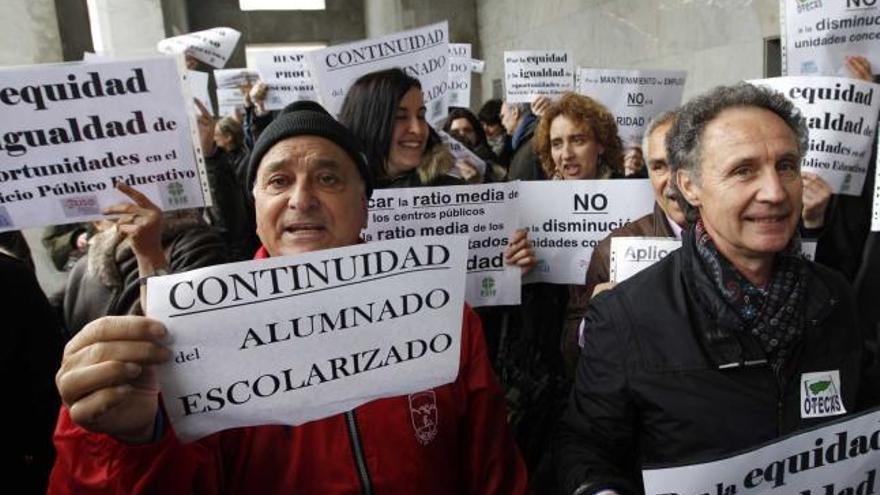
[194,98,216,155]
[103,182,166,270]
[56,315,170,444]
[802,172,833,229]
[505,228,536,274]
[845,55,873,82]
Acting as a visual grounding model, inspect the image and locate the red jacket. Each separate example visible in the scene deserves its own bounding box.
[49,247,527,494]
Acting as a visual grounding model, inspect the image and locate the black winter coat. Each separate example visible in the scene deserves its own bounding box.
[554,229,879,495]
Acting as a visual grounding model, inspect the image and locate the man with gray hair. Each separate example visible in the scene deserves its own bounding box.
[554,83,878,495]
[501,101,544,180]
[561,111,686,371]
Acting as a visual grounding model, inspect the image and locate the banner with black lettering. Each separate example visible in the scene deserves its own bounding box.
[448,43,472,107]
[363,183,519,307]
[249,48,318,110]
[0,56,210,232]
[873,130,880,231]
[609,237,681,282]
[307,22,449,123]
[576,68,687,145]
[751,76,880,195]
[643,407,880,495]
[504,50,574,103]
[158,27,242,69]
[609,237,818,282]
[146,236,467,442]
[781,0,880,76]
[519,180,655,285]
[187,70,213,115]
[213,68,259,116]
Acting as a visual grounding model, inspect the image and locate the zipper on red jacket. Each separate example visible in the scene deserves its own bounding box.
[345,410,374,495]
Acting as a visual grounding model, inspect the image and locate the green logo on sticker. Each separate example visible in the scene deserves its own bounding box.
[808,380,831,395]
[480,277,496,297]
[167,181,187,206]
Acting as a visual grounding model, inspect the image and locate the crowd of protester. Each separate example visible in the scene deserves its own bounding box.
[4,26,879,494]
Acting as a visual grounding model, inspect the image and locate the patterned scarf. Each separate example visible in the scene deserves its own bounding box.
[692,219,807,364]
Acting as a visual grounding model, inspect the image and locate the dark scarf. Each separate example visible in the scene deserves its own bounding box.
[692,219,808,365]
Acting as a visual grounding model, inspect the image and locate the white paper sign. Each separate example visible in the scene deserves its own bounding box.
[609,237,682,282]
[147,236,468,442]
[781,0,880,76]
[801,239,818,261]
[0,56,210,232]
[504,50,574,103]
[158,27,242,69]
[610,237,820,282]
[438,131,487,178]
[186,70,213,115]
[249,49,318,111]
[519,180,655,285]
[213,69,259,116]
[751,76,880,195]
[642,407,880,495]
[471,59,485,74]
[873,130,880,231]
[448,43,472,107]
[307,22,450,123]
[363,184,519,307]
[213,68,260,89]
[576,68,687,145]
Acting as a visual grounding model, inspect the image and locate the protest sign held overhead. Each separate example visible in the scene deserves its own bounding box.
[643,407,880,495]
[781,0,880,76]
[187,70,213,115]
[248,48,318,111]
[364,183,519,307]
[504,50,575,103]
[751,76,880,195]
[448,43,472,107]
[576,68,686,145]
[519,180,655,285]
[158,27,242,69]
[147,236,468,442]
[0,56,210,232]
[213,68,259,116]
[307,22,450,123]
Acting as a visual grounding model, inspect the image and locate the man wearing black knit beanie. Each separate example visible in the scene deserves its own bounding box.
[51,100,528,494]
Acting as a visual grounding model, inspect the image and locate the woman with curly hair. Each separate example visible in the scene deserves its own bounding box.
[533,92,623,180]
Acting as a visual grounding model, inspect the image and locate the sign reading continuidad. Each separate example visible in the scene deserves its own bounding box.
[504,50,575,103]
[576,68,686,145]
[0,56,209,232]
[307,22,450,123]
[363,183,519,307]
[158,27,241,69]
[781,0,880,76]
[519,180,655,285]
[751,76,880,196]
[642,407,880,495]
[147,236,468,442]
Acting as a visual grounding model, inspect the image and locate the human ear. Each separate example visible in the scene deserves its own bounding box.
[676,169,701,208]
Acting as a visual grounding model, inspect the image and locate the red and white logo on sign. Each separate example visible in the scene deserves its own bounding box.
[409,391,438,445]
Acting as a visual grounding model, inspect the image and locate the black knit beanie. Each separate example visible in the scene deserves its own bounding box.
[246,100,374,198]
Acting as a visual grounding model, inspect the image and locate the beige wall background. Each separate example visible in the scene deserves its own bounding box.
[476,0,781,101]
